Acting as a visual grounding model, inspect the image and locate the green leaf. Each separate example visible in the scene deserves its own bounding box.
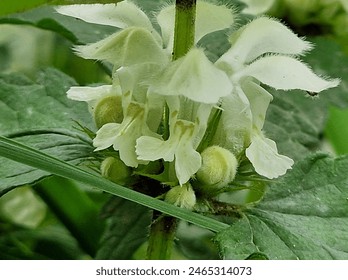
[216,153,348,259]
[325,107,348,154]
[0,222,85,260]
[0,68,95,191]
[0,68,92,134]
[0,136,229,233]
[96,197,151,260]
[0,130,93,193]
[34,176,105,257]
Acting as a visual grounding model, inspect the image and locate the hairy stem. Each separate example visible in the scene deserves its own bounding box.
[172,0,197,60]
[146,212,177,260]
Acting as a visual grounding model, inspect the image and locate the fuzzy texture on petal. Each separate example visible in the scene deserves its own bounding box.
[150,48,232,103]
[236,56,340,92]
[212,89,252,156]
[157,1,234,50]
[75,27,168,67]
[241,0,276,15]
[56,1,154,31]
[246,134,294,179]
[67,85,113,102]
[216,17,312,72]
[242,80,273,131]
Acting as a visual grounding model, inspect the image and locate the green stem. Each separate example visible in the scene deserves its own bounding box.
[146,212,177,260]
[146,0,197,260]
[172,0,197,60]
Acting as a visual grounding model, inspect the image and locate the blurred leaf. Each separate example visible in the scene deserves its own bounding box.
[96,197,151,259]
[0,222,85,260]
[0,186,46,228]
[325,107,348,154]
[216,153,348,259]
[35,176,105,257]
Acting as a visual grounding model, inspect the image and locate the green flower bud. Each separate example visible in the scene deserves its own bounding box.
[196,146,238,192]
[165,184,196,210]
[100,157,131,185]
[94,95,123,129]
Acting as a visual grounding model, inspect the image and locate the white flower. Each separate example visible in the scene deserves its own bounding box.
[149,48,232,104]
[57,0,235,103]
[243,79,294,178]
[136,96,212,185]
[56,0,234,63]
[93,101,159,167]
[66,84,121,111]
[214,17,339,178]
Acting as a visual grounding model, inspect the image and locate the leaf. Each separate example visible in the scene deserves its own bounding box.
[0,136,229,233]
[0,68,95,191]
[216,153,348,260]
[0,222,85,260]
[325,107,348,154]
[0,68,92,134]
[0,130,93,194]
[34,176,105,257]
[96,197,151,260]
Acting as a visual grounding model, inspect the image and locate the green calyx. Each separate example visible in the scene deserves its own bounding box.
[100,156,131,185]
[94,95,123,128]
[196,146,238,195]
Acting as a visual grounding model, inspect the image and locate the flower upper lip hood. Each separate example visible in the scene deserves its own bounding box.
[56,0,235,64]
[215,17,340,93]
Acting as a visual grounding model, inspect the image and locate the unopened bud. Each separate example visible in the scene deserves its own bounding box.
[165,184,196,210]
[94,96,123,128]
[100,157,131,185]
[196,146,238,192]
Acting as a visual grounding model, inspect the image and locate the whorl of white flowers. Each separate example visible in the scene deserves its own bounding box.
[57,0,339,187]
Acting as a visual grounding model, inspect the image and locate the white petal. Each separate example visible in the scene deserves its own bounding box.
[156,5,175,49]
[212,89,252,155]
[237,56,340,92]
[75,27,168,67]
[195,1,235,43]
[150,48,232,103]
[217,17,312,70]
[241,80,273,131]
[93,123,120,151]
[175,141,201,185]
[136,136,175,162]
[241,0,276,15]
[56,1,153,30]
[67,85,113,101]
[157,1,234,50]
[246,135,294,179]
